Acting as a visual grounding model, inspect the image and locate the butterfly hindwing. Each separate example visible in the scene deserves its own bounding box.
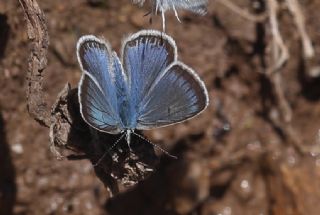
[136,62,209,129]
[79,75,122,133]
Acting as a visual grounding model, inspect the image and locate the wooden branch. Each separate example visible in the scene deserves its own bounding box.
[19,0,50,127]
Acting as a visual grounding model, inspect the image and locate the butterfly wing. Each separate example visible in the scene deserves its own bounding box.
[131,0,146,6]
[157,0,208,15]
[77,35,127,134]
[136,62,209,129]
[121,30,177,127]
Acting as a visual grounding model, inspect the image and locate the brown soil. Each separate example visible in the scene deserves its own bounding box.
[1,0,320,214]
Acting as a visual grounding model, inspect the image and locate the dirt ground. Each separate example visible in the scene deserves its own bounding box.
[1,0,320,214]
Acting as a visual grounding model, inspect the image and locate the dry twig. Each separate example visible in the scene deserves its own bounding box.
[215,0,268,22]
[286,0,314,59]
[19,0,50,127]
[267,0,289,73]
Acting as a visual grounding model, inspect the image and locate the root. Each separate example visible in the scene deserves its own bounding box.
[216,0,268,22]
[267,0,289,73]
[286,0,314,59]
[219,0,315,154]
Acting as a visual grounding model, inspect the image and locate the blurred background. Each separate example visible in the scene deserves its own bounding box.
[1,0,320,214]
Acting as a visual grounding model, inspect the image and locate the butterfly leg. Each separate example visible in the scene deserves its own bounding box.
[93,132,126,167]
[131,132,177,159]
[161,11,166,32]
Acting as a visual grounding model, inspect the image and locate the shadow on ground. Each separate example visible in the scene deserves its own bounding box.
[0,113,16,215]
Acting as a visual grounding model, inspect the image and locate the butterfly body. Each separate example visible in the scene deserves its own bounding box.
[77,30,209,146]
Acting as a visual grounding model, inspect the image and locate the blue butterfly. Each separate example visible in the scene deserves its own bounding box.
[77,30,209,151]
[132,0,208,30]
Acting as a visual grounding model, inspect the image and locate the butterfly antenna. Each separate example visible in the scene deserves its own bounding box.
[131,132,177,159]
[93,132,126,167]
[172,4,181,23]
[161,11,166,32]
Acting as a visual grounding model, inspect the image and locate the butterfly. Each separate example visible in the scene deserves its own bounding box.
[77,30,209,155]
[131,0,208,30]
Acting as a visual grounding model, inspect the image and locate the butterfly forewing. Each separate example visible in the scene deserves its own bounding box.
[136,62,209,129]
